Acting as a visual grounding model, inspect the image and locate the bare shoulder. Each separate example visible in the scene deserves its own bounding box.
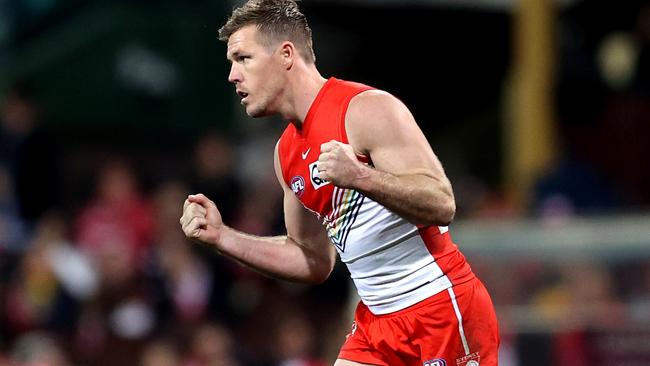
[347,90,412,124]
[345,89,417,155]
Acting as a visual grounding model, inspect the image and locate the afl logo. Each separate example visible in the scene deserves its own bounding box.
[290,176,306,197]
[423,359,446,366]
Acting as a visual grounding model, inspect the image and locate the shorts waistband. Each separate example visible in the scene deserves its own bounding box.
[363,276,476,318]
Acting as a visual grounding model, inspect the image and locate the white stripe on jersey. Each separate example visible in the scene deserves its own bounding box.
[323,188,453,314]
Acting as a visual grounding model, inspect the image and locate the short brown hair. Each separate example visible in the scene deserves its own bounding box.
[218,0,316,64]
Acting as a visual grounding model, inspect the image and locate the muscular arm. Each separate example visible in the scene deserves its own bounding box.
[180,144,335,284]
[317,91,455,226]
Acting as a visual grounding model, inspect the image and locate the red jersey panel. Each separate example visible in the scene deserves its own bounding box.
[277,77,474,315]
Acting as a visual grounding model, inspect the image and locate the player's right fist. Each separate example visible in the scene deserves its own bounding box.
[180,193,223,245]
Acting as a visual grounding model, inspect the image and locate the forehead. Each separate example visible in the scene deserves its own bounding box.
[227,25,263,56]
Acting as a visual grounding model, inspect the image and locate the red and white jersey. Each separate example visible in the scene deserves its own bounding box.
[278,77,474,314]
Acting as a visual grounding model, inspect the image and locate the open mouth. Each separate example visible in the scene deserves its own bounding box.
[237,91,249,99]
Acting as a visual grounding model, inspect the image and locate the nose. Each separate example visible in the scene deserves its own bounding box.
[228,63,241,84]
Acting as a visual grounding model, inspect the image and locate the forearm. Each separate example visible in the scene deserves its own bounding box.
[209,226,333,284]
[353,166,456,226]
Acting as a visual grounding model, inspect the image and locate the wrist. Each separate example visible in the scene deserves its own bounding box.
[210,224,229,252]
[352,163,375,192]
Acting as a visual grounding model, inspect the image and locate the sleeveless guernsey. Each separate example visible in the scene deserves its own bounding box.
[277,77,474,314]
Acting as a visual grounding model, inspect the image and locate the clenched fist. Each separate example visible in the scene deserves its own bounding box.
[180,193,223,245]
[316,140,369,189]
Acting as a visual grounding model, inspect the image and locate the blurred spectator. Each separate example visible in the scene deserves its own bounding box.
[155,230,213,325]
[189,131,241,224]
[231,122,285,235]
[141,339,181,366]
[275,314,326,366]
[72,243,155,366]
[75,156,154,269]
[9,331,70,366]
[183,323,240,366]
[0,164,26,254]
[72,162,157,365]
[453,175,518,219]
[534,155,620,217]
[231,185,283,236]
[552,1,650,213]
[3,231,60,337]
[0,82,60,227]
[529,262,626,329]
[624,261,650,325]
[148,179,238,328]
[2,212,87,342]
[151,179,189,235]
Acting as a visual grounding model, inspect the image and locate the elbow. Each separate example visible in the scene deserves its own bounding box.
[305,267,332,285]
[307,256,335,285]
[290,269,330,285]
[421,198,456,227]
[440,199,456,226]
[310,272,331,285]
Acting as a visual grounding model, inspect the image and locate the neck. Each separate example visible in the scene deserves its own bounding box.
[279,63,327,128]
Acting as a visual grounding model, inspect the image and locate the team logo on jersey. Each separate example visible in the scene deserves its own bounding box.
[424,359,446,366]
[309,161,330,190]
[290,175,306,197]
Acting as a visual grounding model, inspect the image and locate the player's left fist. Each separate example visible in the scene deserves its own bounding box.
[317,140,367,188]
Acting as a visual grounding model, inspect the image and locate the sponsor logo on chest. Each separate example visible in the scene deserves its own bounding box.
[309,161,330,190]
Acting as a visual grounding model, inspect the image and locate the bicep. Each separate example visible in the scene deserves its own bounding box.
[273,143,333,250]
[346,91,446,179]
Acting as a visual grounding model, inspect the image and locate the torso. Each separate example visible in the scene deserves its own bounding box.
[277,77,474,314]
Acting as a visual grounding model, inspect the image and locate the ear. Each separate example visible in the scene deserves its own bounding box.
[279,41,296,70]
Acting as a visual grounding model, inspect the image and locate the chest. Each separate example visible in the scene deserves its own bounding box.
[281,136,337,217]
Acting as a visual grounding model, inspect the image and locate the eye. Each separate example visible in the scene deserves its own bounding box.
[238,55,251,63]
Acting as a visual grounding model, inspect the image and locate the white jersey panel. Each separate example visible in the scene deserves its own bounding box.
[323,187,452,314]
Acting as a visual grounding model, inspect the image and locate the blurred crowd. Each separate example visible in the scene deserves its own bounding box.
[0,86,351,366]
[1,1,650,365]
[2,77,650,366]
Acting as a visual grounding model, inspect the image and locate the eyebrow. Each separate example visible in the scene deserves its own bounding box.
[226,49,242,62]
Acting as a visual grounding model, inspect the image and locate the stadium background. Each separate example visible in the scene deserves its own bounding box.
[1,0,650,364]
